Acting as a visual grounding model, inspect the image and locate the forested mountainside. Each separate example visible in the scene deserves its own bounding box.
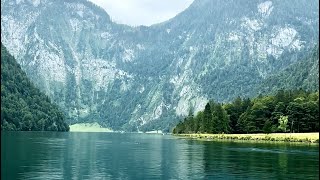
[173,90,319,134]
[1,0,319,132]
[1,43,69,131]
[257,45,319,94]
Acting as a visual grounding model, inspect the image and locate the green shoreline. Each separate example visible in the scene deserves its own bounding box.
[175,133,319,144]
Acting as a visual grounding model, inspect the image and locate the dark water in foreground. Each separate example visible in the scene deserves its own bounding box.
[1,132,319,180]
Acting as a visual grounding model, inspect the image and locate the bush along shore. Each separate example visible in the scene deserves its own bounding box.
[176,133,319,144]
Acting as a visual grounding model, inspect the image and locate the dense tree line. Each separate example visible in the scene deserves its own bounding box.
[1,43,69,131]
[173,89,319,134]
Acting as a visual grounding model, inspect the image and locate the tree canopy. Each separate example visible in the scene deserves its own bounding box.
[173,89,319,134]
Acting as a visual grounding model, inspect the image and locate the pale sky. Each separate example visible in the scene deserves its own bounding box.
[88,0,194,26]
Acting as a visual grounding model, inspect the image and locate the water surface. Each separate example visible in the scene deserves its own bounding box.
[1,132,319,179]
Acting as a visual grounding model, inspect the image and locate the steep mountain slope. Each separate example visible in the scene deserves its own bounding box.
[258,45,319,93]
[1,0,319,131]
[1,43,69,131]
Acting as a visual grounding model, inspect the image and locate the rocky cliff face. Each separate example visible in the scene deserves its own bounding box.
[1,0,319,131]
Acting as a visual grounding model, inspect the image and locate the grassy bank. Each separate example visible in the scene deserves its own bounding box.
[69,122,113,132]
[176,133,319,144]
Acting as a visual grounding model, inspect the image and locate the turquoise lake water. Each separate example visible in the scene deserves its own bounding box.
[1,132,319,179]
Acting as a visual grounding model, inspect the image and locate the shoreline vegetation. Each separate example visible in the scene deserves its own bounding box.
[176,132,319,144]
[173,90,319,139]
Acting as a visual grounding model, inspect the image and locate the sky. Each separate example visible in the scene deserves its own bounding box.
[88,0,194,26]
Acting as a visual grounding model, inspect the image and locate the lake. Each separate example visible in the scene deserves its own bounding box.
[1,132,319,179]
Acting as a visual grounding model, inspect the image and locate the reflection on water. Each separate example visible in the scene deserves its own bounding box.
[1,132,319,180]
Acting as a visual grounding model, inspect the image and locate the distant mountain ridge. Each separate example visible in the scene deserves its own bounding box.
[1,0,319,132]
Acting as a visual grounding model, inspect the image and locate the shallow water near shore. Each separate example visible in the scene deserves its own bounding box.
[1,132,319,179]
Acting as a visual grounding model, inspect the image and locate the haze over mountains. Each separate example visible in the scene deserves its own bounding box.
[1,0,319,132]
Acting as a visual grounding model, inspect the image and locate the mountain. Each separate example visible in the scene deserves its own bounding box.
[258,44,319,94]
[1,43,69,131]
[1,0,319,132]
